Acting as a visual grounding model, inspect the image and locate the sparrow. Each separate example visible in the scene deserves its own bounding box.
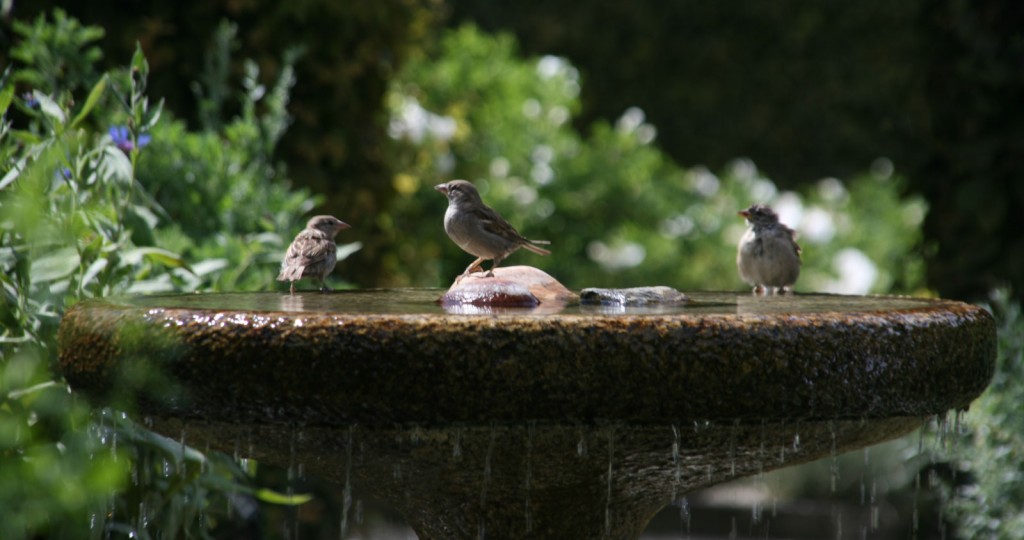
[434,179,551,280]
[736,204,801,294]
[277,215,351,294]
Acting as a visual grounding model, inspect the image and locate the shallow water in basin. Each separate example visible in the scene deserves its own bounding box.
[113,289,939,316]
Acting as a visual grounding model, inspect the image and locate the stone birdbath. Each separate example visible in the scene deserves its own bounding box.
[57,267,995,539]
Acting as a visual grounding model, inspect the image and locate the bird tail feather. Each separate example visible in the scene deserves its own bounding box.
[277,266,305,281]
[523,241,551,256]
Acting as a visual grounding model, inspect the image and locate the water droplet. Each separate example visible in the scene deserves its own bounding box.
[478,425,497,537]
[679,497,691,538]
[604,429,615,536]
[524,422,534,534]
[339,426,354,538]
[671,424,681,501]
[576,428,588,457]
[452,427,463,460]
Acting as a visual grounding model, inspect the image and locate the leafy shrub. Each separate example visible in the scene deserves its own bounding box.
[384,25,927,294]
[944,289,1024,537]
[1,11,326,538]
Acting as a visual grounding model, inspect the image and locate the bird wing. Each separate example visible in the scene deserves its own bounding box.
[471,204,533,245]
[785,225,802,259]
[278,229,334,280]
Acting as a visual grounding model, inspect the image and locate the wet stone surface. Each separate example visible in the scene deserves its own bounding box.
[580,286,689,306]
[58,290,996,426]
[57,289,996,540]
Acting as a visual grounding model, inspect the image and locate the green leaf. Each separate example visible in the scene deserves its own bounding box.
[32,90,65,124]
[80,257,108,286]
[70,75,107,129]
[32,246,80,282]
[120,247,192,271]
[131,42,148,80]
[0,80,14,117]
[5,381,61,401]
[7,129,43,145]
[100,145,133,185]
[144,98,164,130]
[254,488,313,506]
[336,241,362,262]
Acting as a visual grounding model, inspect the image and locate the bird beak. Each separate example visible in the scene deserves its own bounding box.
[738,210,750,218]
[434,183,449,195]
[338,221,352,230]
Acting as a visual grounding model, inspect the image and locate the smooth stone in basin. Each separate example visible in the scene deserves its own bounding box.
[439,265,577,309]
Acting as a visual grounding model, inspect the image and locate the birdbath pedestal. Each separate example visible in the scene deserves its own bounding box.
[57,286,995,540]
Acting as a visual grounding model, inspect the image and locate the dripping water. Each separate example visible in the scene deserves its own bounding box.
[287,427,299,540]
[679,496,691,539]
[339,426,354,539]
[452,426,463,460]
[524,421,535,534]
[829,420,841,540]
[671,424,681,501]
[478,424,497,540]
[728,419,738,476]
[604,428,615,537]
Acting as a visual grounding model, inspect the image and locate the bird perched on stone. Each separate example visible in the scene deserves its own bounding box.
[277,215,351,294]
[736,204,801,294]
[435,179,551,280]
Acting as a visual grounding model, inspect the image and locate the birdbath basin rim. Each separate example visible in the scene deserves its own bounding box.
[57,289,996,427]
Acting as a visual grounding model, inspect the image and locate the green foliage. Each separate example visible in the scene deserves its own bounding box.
[1,11,325,538]
[447,0,1024,303]
[384,25,927,293]
[9,8,104,94]
[944,290,1024,537]
[0,348,129,539]
[12,0,445,286]
[134,24,329,292]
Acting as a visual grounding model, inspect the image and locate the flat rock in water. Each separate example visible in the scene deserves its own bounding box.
[579,286,689,306]
[439,266,577,307]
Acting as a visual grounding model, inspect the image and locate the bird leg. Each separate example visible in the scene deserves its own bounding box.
[485,255,506,278]
[459,257,487,280]
[752,285,767,295]
[289,281,296,295]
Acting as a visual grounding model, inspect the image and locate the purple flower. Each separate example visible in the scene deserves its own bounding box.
[109,126,152,153]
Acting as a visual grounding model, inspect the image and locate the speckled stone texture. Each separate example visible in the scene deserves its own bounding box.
[57,290,995,540]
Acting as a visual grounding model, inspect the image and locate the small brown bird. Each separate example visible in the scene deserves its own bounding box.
[736,204,802,294]
[277,215,351,294]
[435,179,551,280]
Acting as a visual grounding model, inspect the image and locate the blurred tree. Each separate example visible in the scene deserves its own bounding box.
[446,0,924,187]
[5,0,1020,298]
[446,0,1024,302]
[914,0,1024,302]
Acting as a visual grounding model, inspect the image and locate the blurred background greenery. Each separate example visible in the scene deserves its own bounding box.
[1,1,1022,538]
